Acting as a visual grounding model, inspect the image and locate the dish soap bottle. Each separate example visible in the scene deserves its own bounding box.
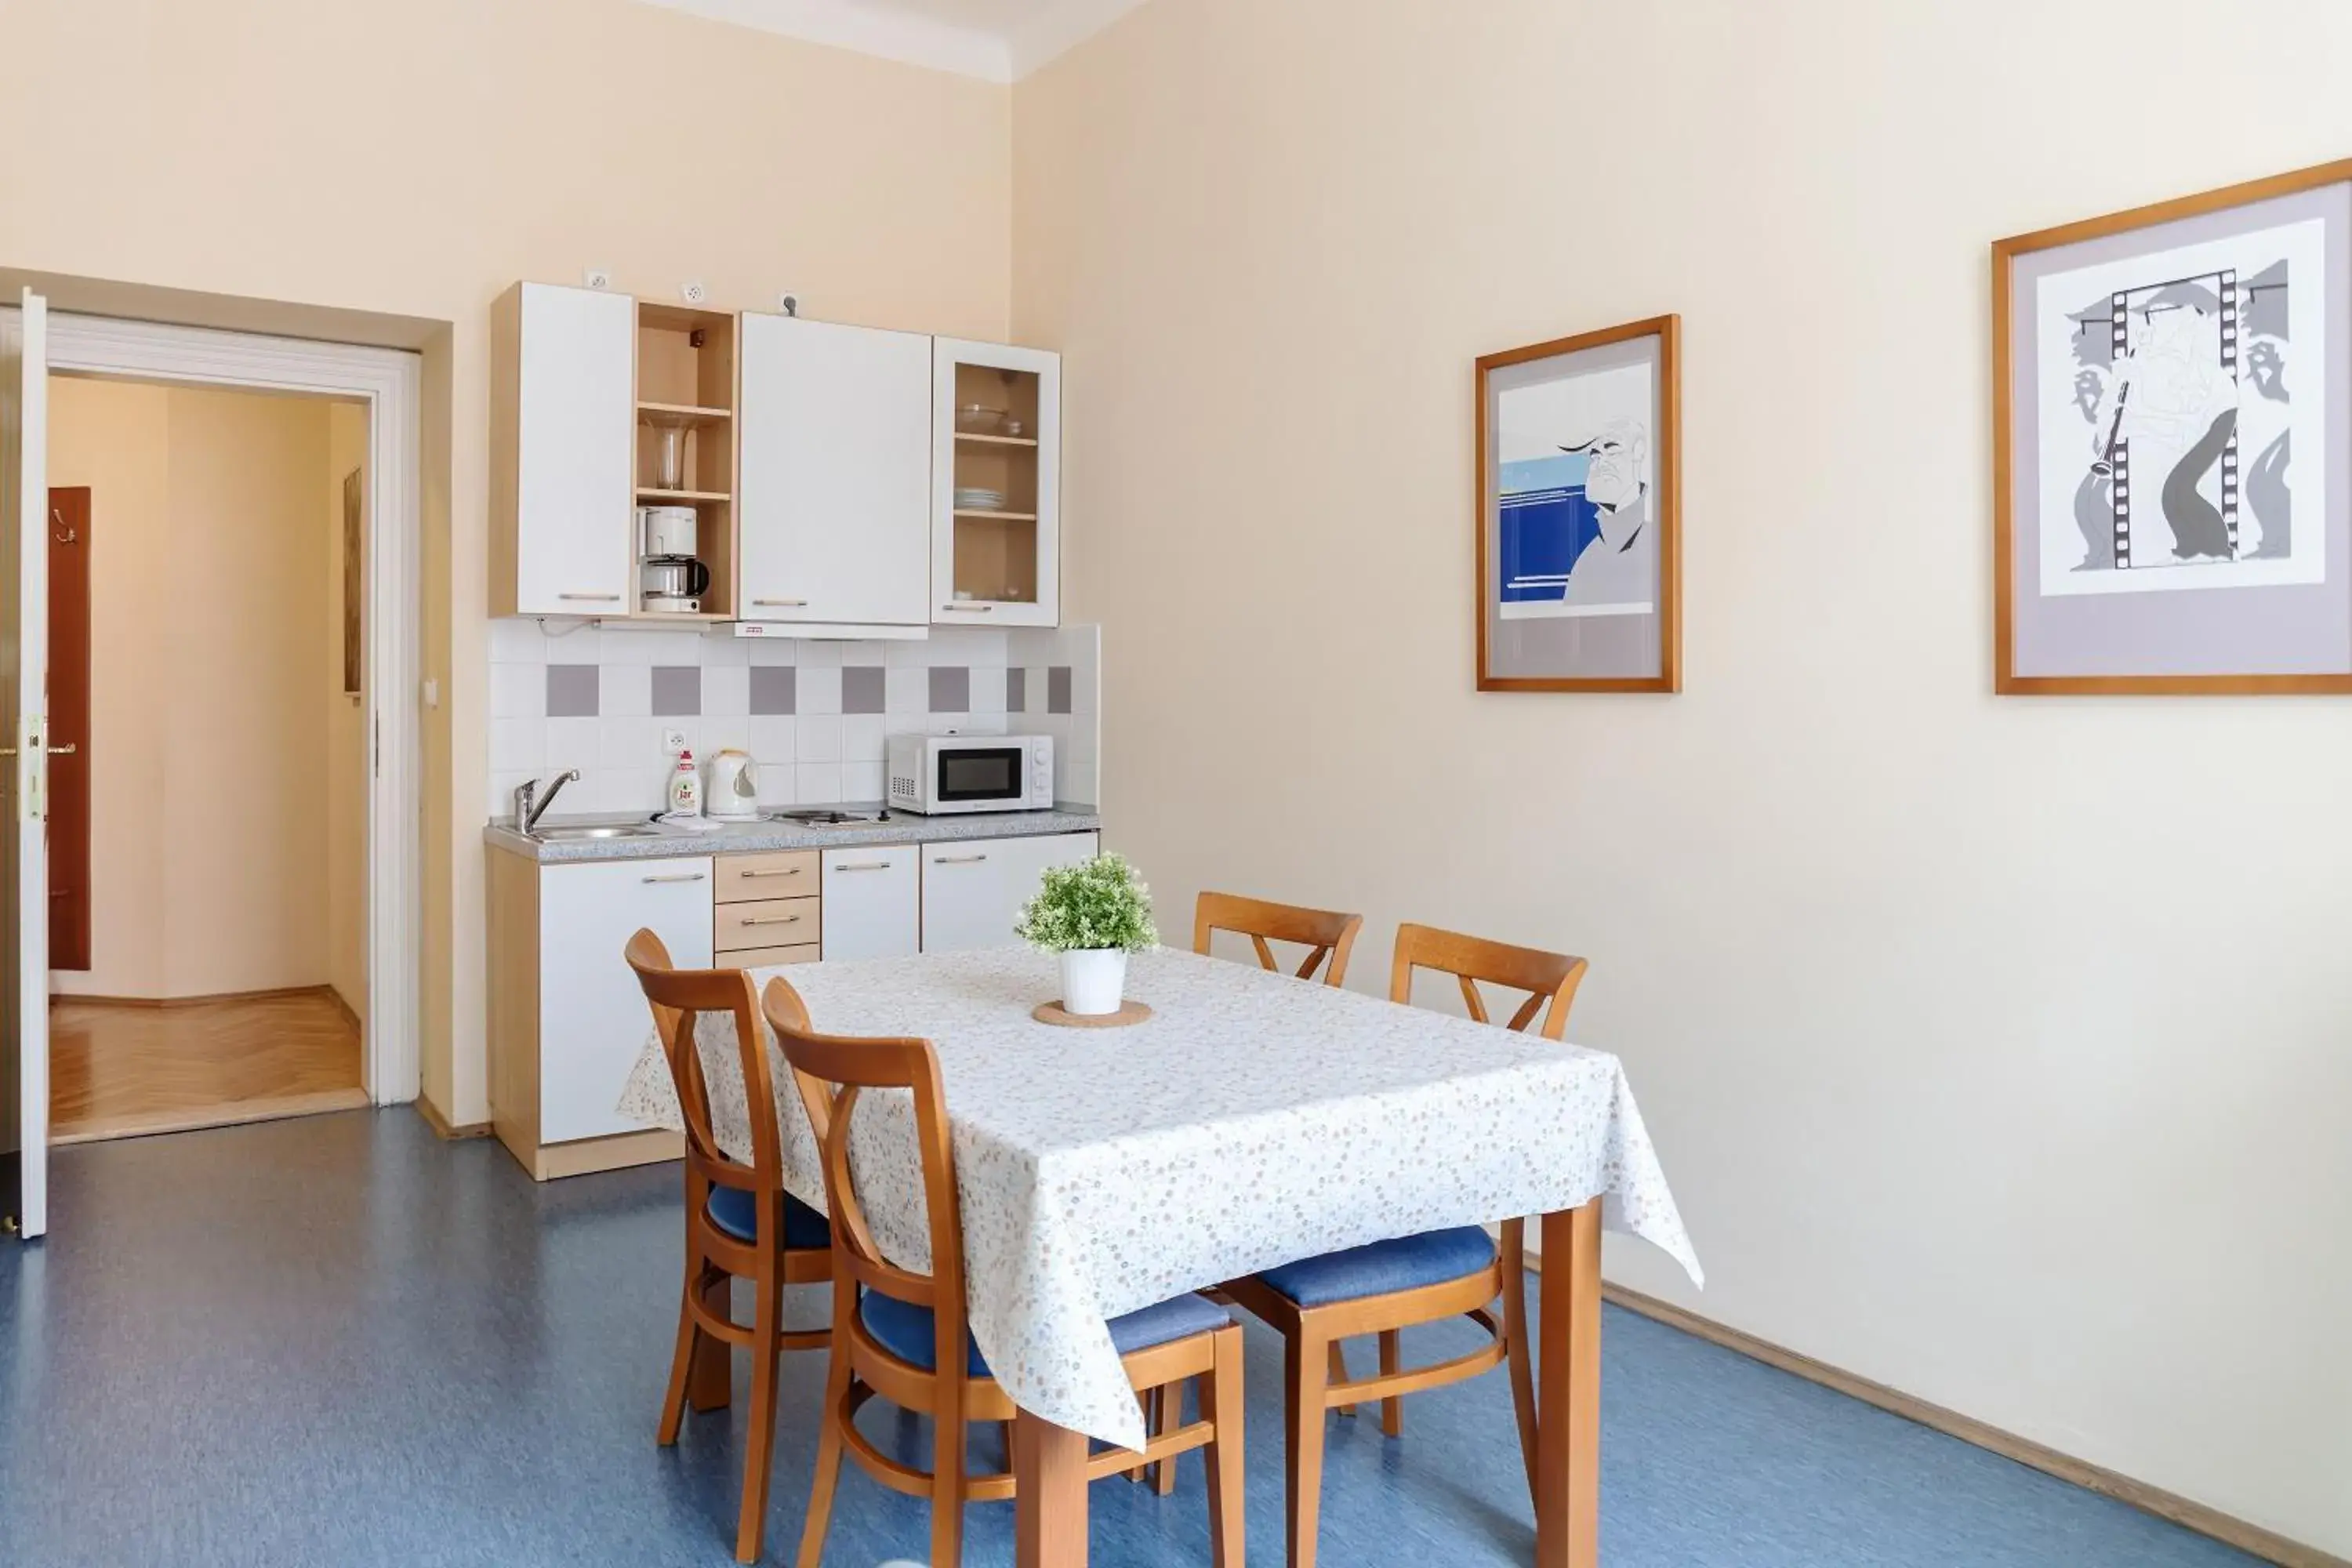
[668,747,703,817]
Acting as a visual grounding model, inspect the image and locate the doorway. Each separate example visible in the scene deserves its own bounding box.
[43,379,372,1143]
[2,303,423,1240]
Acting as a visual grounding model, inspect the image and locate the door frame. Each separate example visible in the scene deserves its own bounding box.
[9,310,423,1109]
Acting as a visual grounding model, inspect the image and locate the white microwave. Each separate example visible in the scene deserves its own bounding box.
[887,733,1055,815]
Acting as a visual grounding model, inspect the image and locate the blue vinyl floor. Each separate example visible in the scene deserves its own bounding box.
[0,1110,2262,1567]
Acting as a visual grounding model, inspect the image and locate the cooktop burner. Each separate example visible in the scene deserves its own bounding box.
[769,808,891,826]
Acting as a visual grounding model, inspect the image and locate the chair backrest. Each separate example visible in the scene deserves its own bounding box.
[761,977,967,1377]
[1192,891,1364,986]
[1389,922,1588,1040]
[624,929,781,1197]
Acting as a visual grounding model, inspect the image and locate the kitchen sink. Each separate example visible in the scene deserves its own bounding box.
[531,823,660,842]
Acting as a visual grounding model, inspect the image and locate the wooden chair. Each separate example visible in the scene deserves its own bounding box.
[1192,891,1364,986]
[762,976,1246,1568]
[1221,921,1588,1568]
[625,930,836,1566]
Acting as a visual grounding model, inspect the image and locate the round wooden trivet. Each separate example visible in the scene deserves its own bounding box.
[1031,999,1155,1029]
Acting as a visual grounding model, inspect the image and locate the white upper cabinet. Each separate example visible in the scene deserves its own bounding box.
[738,314,933,630]
[933,338,1060,627]
[492,282,634,616]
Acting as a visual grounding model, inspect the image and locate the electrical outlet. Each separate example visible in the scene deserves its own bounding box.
[583,268,613,292]
[778,292,800,318]
[662,728,688,755]
[679,279,708,307]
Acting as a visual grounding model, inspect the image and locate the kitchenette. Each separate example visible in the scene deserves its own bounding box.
[481,279,1100,1181]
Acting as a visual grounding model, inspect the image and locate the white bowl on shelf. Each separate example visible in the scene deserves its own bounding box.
[954,488,1007,511]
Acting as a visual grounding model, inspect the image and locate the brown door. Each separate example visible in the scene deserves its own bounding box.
[48,487,90,971]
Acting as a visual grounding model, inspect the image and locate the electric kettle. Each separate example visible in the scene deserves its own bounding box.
[705,750,760,822]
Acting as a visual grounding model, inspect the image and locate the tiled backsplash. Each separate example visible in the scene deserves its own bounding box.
[488,622,1100,820]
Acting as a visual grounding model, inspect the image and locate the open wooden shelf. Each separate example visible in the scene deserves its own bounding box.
[638,401,731,423]
[955,431,1038,447]
[637,487,731,503]
[953,508,1036,521]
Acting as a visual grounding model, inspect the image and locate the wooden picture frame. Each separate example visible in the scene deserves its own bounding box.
[1475,314,1681,692]
[1994,158,2352,695]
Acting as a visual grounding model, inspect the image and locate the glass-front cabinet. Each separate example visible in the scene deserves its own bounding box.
[931,338,1059,627]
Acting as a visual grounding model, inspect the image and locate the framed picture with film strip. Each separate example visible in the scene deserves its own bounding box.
[1994,159,2352,694]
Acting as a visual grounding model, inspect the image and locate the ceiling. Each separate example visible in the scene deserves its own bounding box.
[631,0,1148,82]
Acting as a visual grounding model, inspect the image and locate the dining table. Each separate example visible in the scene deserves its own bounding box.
[616,944,1701,1568]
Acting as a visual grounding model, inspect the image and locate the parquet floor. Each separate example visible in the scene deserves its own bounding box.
[49,988,367,1145]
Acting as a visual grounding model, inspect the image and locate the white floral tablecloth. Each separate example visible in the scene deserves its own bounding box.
[616,945,1700,1449]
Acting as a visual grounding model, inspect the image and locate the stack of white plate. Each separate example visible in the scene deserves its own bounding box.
[954,486,1007,512]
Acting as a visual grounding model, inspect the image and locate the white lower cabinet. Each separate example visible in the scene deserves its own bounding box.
[820,844,920,960]
[921,832,1099,954]
[539,856,713,1145]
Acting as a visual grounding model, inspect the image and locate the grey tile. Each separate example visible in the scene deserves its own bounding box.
[750,666,797,716]
[546,664,599,718]
[1048,666,1073,715]
[650,666,701,717]
[929,666,970,714]
[1004,666,1026,714]
[841,666,885,714]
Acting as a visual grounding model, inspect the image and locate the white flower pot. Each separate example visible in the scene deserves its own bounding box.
[1060,948,1128,1016]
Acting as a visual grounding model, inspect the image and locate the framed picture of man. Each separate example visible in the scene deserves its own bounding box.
[1475,314,1681,692]
[1994,159,2352,694]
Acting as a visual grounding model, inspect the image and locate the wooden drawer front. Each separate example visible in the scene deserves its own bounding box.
[714,850,819,905]
[716,895,818,953]
[716,943,820,970]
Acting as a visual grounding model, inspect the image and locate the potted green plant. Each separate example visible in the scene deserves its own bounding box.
[1015,852,1159,1015]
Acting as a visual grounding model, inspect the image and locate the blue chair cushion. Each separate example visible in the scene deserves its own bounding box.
[704,1187,831,1251]
[1257,1226,1498,1308]
[861,1289,1230,1377]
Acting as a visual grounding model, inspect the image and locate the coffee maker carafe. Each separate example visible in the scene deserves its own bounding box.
[638,506,709,613]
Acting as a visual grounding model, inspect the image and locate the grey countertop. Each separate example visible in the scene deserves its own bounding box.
[483,804,1103,865]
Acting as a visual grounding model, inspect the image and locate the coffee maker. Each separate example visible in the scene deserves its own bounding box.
[638,506,709,613]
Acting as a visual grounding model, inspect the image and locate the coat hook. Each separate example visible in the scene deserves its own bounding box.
[50,508,75,546]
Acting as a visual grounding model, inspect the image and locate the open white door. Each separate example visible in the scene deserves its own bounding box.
[1,288,49,1240]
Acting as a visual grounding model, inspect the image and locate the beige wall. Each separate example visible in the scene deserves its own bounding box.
[1014,0,2352,1555]
[0,0,1012,1117]
[48,379,340,1000]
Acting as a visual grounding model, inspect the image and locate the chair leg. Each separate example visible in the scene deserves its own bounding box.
[734,1270,785,1564]
[659,1273,699,1446]
[930,1399,967,1568]
[1288,1329,1331,1568]
[1500,1220,1538,1508]
[1125,1388,1156,1484]
[795,1290,856,1568]
[1200,1328,1246,1568]
[1152,1382,1178,1496]
[690,1268,734,1414]
[1377,1330,1404,1439]
[1329,1340,1356,1417]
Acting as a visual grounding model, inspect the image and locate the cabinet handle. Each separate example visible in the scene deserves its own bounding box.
[932,854,987,865]
[753,598,809,608]
[642,873,707,884]
[738,913,804,927]
[941,604,993,615]
[49,743,75,756]
[560,592,623,602]
[831,861,892,873]
[736,867,804,879]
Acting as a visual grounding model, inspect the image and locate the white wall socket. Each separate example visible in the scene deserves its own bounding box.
[662,728,688,755]
[583,268,612,292]
[679,280,708,306]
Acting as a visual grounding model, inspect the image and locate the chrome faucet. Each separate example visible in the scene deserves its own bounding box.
[517,769,581,837]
